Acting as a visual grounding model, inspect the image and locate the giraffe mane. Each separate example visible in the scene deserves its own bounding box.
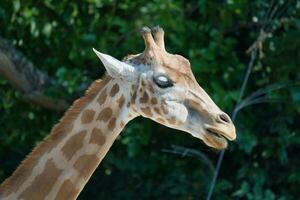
[0,75,111,195]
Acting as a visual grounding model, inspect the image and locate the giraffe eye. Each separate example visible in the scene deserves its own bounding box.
[153,75,174,88]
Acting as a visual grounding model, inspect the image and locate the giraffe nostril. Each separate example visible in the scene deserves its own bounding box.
[218,113,231,124]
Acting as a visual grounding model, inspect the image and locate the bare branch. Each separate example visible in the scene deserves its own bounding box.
[162,145,215,174]
[0,37,69,111]
[206,2,294,200]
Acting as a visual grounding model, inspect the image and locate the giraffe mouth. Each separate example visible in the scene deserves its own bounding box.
[207,127,229,138]
[205,128,228,149]
[206,128,225,139]
[185,105,233,149]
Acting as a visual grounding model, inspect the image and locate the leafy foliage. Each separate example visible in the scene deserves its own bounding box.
[0,0,299,199]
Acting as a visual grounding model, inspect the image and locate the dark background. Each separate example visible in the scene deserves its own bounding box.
[0,0,299,199]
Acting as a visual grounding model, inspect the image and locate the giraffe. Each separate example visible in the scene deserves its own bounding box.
[0,26,236,200]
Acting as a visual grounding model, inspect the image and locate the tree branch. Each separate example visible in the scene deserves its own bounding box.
[0,37,69,111]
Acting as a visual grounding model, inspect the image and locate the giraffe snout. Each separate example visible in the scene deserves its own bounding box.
[205,112,236,142]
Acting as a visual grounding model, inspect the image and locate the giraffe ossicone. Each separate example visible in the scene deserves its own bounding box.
[0,26,236,200]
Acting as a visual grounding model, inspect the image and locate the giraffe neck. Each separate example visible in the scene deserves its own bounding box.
[0,76,138,200]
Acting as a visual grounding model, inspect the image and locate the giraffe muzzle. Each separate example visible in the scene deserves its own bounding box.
[202,115,236,149]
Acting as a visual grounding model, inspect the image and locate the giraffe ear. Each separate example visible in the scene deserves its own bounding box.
[93,48,136,80]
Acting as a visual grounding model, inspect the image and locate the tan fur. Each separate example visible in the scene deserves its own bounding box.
[89,128,106,145]
[116,95,125,108]
[141,107,153,117]
[55,180,78,200]
[19,159,62,200]
[97,88,107,105]
[61,130,86,160]
[167,117,177,125]
[73,154,99,180]
[81,109,96,124]
[110,84,119,97]
[97,107,113,122]
[107,117,117,131]
[0,76,111,196]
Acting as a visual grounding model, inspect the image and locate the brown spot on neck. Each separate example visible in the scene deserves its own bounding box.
[97,88,107,105]
[110,84,119,97]
[0,124,74,197]
[19,159,62,200]
[74,154,99,180]
[0,76,111,195]
[81,109,95,124]
[55,180,79,200]
[108,117,117,131]
[61,130,86,160]
[116,95,125,108]
[97,107,113,122]
[89,127,106,145]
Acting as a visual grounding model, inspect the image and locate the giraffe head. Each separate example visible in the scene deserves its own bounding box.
[93,26,236,149]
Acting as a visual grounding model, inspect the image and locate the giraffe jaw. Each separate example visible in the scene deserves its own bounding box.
[204,128,229,149]
[200,122,236,149]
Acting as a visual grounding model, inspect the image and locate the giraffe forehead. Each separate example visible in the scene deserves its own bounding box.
[161,54,191,74]
[125,48,192,77]
[125,45,202,106]
[163,66,196,86]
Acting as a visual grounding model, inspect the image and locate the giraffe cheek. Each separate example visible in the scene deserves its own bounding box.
[164,101,188,124]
